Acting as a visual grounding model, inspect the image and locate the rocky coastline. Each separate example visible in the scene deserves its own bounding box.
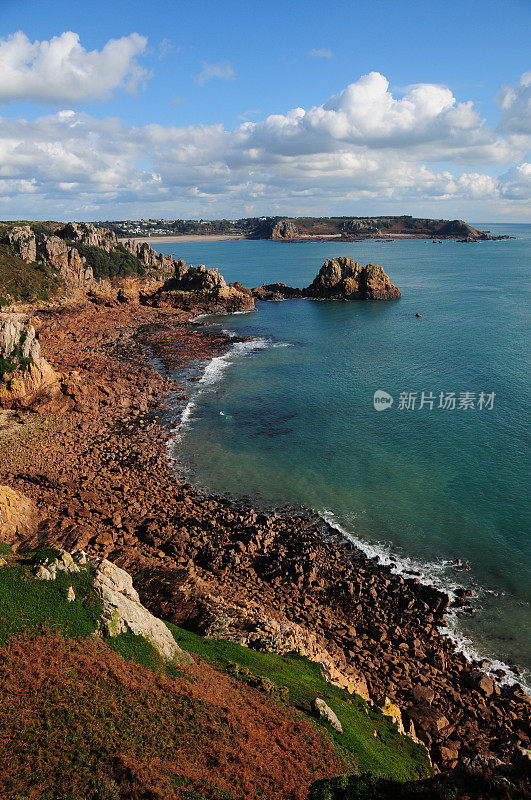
[0,296,529,783]
[0,225,529,794]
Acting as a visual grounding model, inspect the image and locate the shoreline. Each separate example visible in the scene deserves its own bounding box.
[0,299,529,773]
[164,327,530,694]
[118,234,246,244]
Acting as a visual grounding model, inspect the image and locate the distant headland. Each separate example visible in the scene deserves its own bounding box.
[106,215,512,243]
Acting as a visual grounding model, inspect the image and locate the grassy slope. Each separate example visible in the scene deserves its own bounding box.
[0,547,431,799]
[169,626,430,780]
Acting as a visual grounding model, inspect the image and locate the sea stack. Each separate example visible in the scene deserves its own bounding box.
[304,257,401,300]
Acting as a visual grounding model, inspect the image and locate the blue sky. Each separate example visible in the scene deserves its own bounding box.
[0,0,529,220]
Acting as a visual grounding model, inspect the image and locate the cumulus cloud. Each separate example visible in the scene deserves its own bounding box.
[194,60,235,86]
[309,48,333,59]
[0,70,529,217]
[0,31,149,105]
[497,71,531,134]
[499,162,531,199]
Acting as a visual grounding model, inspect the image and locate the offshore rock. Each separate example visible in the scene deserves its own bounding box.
[304,257,401,300]
[251,283,303,301]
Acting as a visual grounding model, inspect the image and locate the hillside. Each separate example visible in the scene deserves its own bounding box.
[105,215,507,241]
[0,544,431,800]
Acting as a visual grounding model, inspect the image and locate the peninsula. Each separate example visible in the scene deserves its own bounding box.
[107,215,510,243]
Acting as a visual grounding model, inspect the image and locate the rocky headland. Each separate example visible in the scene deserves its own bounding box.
[0,223,529,799]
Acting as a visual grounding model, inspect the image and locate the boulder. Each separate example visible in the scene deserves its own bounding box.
[89,556,192,664]
[465,669,495,698]
[412,685,436,707]
[313,698,343,733]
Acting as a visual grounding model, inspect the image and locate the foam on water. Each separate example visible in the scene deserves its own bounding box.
[320,509,530,693]
[170,334,285,442]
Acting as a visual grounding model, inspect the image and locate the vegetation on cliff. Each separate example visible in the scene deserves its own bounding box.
[0,546,432,799]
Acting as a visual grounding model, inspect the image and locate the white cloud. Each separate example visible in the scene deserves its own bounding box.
[0,71,529,218]
[309,48,333,59]
[0,30,149,104]
[194,60,235,86]
[499,162,531,199]
[497,71,531,135]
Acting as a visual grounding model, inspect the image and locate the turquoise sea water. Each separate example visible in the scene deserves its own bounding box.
[154,225,530,682]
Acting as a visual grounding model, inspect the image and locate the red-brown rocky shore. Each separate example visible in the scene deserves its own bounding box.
[0,295,529,783]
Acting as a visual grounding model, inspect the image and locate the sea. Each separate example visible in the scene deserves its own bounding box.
[152,224,530,687]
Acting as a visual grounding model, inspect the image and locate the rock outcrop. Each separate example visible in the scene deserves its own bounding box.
[33,548,192,664]
[7,226,37,262]
[56,222,117,252]
[123,239,174,274]
[5,224,94,288]
[0,315,60,409]
[252,259,401,302]
[152,260,256,314]
[271,220,300,240]
[304,257,401,300]
[0,486,37,547]
[38,235,94,287]
[88,555,192,663]
[195,595,370,699]
[313,698,343,733]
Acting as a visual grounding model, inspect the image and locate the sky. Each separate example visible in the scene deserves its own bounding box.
[0,0,529,222]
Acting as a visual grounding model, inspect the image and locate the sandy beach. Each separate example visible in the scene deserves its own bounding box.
[119,234,246,244]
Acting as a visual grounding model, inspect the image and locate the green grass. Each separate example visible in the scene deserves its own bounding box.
[0,542,13,556]
[0,551,102,642]
[169,625,432,781]
[0,550,431,783]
